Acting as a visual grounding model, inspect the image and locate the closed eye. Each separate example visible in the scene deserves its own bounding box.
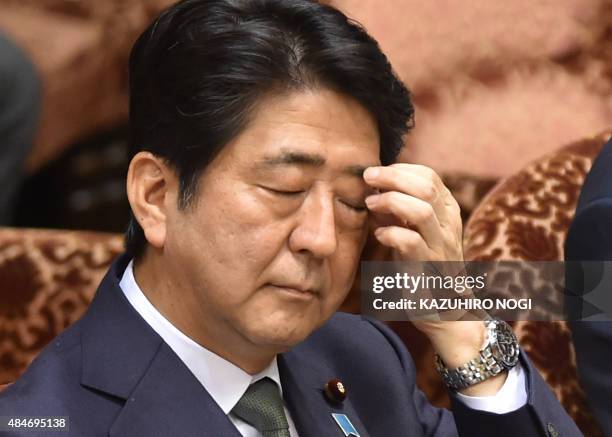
[261,186,305,196]
[341,200,368,213]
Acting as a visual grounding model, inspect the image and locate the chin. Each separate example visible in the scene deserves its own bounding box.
[246,320,317,351]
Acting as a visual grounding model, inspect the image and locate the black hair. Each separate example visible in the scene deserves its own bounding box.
[126,0,414,259]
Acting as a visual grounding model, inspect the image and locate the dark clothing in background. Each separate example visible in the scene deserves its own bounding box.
[565,137,612,435]
[0,31,40,224]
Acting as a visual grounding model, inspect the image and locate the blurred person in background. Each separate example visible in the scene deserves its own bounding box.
[565,136,612,435]
[0,31,40,224]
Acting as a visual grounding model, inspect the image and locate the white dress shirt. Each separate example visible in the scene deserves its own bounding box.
[119,260,527,437]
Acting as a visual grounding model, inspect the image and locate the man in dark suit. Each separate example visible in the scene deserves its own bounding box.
[0,0,580,435]
[565,137,612,435]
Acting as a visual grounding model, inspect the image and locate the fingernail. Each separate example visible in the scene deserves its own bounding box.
[365,195,379,208]
[374,227,383,237]
[363,167,380,181]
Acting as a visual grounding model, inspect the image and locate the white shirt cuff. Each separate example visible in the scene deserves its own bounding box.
[453,363,528,414]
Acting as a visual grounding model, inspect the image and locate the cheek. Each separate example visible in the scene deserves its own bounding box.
[170,189,291,287]
[327,230,367,299]
[206,210,286,268]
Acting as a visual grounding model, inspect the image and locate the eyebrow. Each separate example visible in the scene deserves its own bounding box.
[256,150,373,178]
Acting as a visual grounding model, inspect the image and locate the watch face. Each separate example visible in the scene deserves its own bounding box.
[491,321,520,367]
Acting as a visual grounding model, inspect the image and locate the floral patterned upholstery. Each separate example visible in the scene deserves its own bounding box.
[0,228,123,385]
[463,130,612,437]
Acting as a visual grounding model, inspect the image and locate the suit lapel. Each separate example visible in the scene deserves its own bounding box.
[109,343,242,437]
[279,354,371,437]
[79,255,241,437]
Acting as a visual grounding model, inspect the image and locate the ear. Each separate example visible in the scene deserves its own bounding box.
[126,152,177,250]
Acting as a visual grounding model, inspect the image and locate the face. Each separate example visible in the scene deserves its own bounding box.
[162,88,380,354]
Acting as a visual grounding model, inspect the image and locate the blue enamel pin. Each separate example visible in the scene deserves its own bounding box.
[331,413,360,437]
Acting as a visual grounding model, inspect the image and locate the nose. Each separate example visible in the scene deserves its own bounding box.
[288,188,338,259]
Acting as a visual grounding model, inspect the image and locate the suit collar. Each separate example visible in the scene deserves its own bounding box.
[80,254,162,399]
[80,254,242,437]
[109,342,242,437]
[118,258,284,415]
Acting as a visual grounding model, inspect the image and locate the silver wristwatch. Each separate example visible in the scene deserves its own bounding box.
[434,319,520,391]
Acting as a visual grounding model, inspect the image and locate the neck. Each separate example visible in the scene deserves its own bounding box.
[132,251,278,374]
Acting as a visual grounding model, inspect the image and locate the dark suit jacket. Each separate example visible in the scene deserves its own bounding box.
[0,254,580,436]
[565,138,612,435]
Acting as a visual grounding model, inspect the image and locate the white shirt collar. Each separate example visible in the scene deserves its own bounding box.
[119,259,282,415]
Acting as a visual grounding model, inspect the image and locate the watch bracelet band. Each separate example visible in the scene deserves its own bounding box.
[435,344,506,391]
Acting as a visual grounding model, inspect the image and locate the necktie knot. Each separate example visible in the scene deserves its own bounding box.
[232,377,290,437]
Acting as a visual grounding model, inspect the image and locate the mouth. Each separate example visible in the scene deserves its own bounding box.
[267,283,319,300]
